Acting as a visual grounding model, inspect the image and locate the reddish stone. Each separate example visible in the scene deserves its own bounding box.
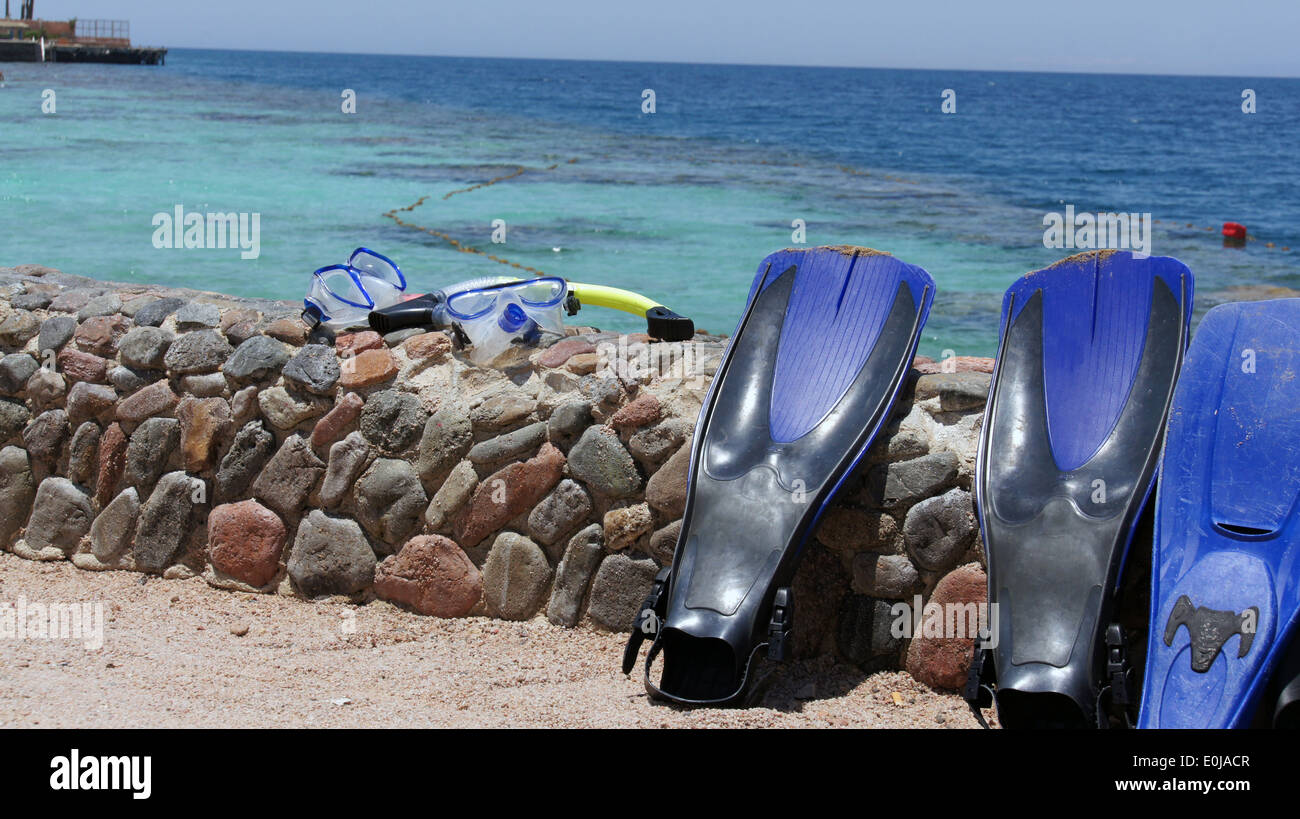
[610,394,662,431]
[400,331,452,362]
[905,563,989,689]
[338,348,397,389]
[116,379,179,423]
[310,391,364,450]
[56,348,110,384]
[373,534,482,617]
[264,318,310,346]
[74,314,131,357]
[220,308,260,334]
[453,443,566,548]
[95,422,128,505]
[335,330,384,356]
[912,356,995,375]
[176,396,233,471]
[538,338,595,368]
[207,499,287,588]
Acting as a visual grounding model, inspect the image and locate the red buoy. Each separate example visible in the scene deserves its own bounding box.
[1223,222,1248,240]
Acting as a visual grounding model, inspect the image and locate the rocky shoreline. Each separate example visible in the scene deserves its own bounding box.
[0,263,993,692]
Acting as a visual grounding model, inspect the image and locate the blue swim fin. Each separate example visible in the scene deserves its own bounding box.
[973,250,1194,728]
[622,245,934,705]
[1139,298,1300,728]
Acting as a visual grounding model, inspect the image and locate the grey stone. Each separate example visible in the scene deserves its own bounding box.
[133,297,185,327]
[914,371,992,412]
[67,421,101,483]
[118,326,173,370]
[90,486,140,561]
[288,510,377,597]
[837,595,902,669]
[578,374,626,411]
[37,314,76,355]
[863,451,960,511]
[587,554,659,631]
[527,479,591,548]
[25,477,95,555]
[481,532,553,620]
[359,390,428,454]
[108,366,155,395]
[23,408,69,462]
[179,372,228,397]
[11,292,51,310]
[0,445,35,545]
[416,407,473,483]
[65,381,117,425]
[851,553,921,599]
[282,343,340,395]
[133,471,199,572]
[0,353,38,395]
[223,334,291,382]
[567,426,642,498]
[125,417,180,489]
[903,487,977,572]
[628,418,691,467]
[230,385,259,425]
[257,386,330,430]
[469,390,538,433]
[76,293,123,320]
[0,310,40,346]
[174,301,221,329]
[546,524,604,627]
[26,367,66,406]
[353,458,427,548]
[647,519,681,564]
[251,434,325,520]
[319,431,372,508]
[467,421,547,465]
[163,329,233,375]
[382,327,423,347]
[547,400,592,451]
[0,399,31,442]
[214,420,276,501]
[423,459,477,529]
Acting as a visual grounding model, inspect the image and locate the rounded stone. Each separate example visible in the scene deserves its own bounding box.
[163,329,233,375]
[374,535,482,617]
[282,343,341,395]
[481,532,553,621]
[118,326,174,370]
[208,499,287,588]
[359,389,428,454]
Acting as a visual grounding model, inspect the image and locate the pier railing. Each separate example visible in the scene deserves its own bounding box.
[73,18,130,45]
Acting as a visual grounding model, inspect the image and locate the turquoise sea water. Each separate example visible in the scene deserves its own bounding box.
[2,50,1298,355]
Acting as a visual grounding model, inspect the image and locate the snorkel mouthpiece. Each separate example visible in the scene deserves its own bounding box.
[499,302,530,333]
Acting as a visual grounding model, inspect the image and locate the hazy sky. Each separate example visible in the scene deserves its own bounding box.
[27,0,1300,77]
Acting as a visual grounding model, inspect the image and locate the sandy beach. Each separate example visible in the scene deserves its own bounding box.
[0,553,986,729]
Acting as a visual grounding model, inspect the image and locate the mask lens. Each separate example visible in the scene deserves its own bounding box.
[446,288,500,320]
[517,278,566,307]
[317,266,372,308]
[349,248,405,290]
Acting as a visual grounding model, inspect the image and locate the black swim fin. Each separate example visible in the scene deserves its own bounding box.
[622,245,934,705]
[972,250,1193,728]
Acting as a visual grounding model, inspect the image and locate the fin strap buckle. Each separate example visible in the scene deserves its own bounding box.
[622,567,671,675]
[766,587,793,662]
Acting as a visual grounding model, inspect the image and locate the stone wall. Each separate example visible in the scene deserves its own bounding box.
[0,264,993,689]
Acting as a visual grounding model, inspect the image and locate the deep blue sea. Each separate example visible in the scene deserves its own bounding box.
[2,49,1298,355]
